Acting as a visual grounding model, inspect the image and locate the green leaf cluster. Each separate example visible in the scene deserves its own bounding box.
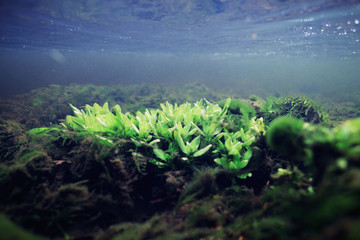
[33,99,266,177]
[250,95,282,124]
[218,98,257,128]
[213,117,265,178]
[62,102,138,144]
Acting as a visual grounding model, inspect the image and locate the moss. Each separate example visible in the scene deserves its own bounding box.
[280,96,330,125]
[334,118,360,160]
[186,200,225,229]
[102,214,212,240]
[0,119,28,161]
[266,116,306,158]
[177,169,219,205]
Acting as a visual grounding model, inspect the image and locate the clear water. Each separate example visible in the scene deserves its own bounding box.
[0,0,359,100]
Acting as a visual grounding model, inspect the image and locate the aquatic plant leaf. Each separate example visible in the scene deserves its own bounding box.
[193,144,212,157]
[96,117,108,127]
[149,158,167,167]
[219,98,231,117]
[238,159,249,169]
[229,161,237,170]
[102,102,109,112]
[148,139,160,145]
[69,104,83,118]
[187,125,199,136]
[225,137,233,152]
[214,157,223,166]
[66,115,85,130]
[155,121,172,140]
[27,127,61,135]
[229,150,241,162]
[95,134,113,146]
[237,172,252,179]
[113,105,122,117]
[153,148,169,161]
[130,138,143,147]
[189,135,201,151]
[203,123,221,138]
[175,130,189,155]
[183,122,192,138]
[243,149,252,161]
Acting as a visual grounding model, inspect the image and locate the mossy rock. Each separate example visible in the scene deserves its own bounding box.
[280,96,330,124]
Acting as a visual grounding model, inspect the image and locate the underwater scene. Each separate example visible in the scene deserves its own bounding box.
[0,1,360,239]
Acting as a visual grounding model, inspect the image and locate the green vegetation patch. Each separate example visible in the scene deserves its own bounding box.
[31,99,265,178]
[2,82,359,240]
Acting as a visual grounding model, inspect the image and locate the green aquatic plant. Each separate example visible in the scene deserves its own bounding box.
[152,101,216,165]
[218,98,256,128]
[62,102,139,145]
[213,117,265,178]
[29,98,266,178]
[148,98,232,167]
[255,96,282,124]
